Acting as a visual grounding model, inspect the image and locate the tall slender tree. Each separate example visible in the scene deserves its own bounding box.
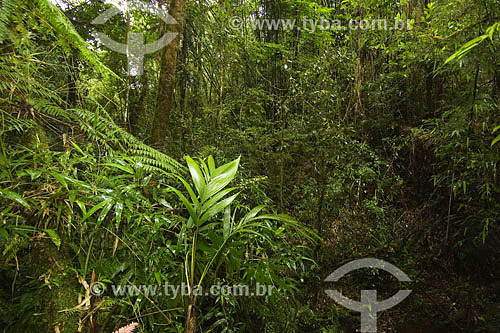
[151,0,187,149]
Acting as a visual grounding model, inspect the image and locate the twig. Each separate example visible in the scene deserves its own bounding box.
[124,278,179,332]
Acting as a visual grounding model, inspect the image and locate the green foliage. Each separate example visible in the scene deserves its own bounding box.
[445,22,500,65]
[35,0,119,79]
[170,155,317,298]
[1,0,500,331]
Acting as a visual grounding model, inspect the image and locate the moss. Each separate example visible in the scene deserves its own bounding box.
[30,238,79,332]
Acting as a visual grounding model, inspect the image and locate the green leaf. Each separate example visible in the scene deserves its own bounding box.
[96,200,113,228]
[486,22,499,40]
[114,201,123,229]
[241,205,267,224]
[0,228,8,239]
[45,229,61,250]
[250,214,321,242]
[444,35,489,65]
[81,200,112,223]
[185,156,206,198]
[223,206,231,241]
[154,272,162,285]
[168,186,198,224]
[200,187,237,212]
[492,134,500,146]
[0,189,30,209]
[76,200,86,215]
[207,155,216,174]
[199,193,239,225]
[203,157,240,201]
[103,163,134,174]
[173,174,199,206]
[71,141,85,155]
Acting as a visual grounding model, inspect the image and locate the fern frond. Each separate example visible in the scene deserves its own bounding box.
[31,98,70,119]
[0,112,36,134]
[0,0,19,43]
[71,107,185,174]
[35,0,120,80]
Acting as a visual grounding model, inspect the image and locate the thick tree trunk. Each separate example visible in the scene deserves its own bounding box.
[31,239,79,332]
[22,123,79,332]
[150,0,187,150]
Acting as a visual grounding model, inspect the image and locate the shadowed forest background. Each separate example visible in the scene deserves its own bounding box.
[0,0,499,332]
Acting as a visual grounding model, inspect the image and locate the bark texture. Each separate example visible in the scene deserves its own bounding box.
[150,0,187,149]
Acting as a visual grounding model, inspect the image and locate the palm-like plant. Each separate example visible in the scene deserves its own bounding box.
[169,155,317,333]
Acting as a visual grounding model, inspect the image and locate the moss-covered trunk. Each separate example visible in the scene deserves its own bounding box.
[23,123,79,332]
[30,238,79,332]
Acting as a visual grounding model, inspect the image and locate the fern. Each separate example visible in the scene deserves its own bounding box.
[71,107,185,174]
[0,0,184,176]
[0,0,19,43]
[0,115,36,134]
[35,0,120,80]
[31,98,70,119]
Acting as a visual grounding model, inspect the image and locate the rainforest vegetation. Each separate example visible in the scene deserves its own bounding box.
[0,0,499,332]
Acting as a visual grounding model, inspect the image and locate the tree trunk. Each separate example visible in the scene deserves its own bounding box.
[184,301,196,333]
[150,0,187,150]
[31,238,79,333]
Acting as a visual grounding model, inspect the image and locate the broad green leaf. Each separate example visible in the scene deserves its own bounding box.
[212,156,240,178]
[207,155,216,174]
[200,187,237,212]
[199,193,239,225]
[0,189,30,209]
[185,156,206,198]
[168,186,198,224]
[203,157,240,201]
